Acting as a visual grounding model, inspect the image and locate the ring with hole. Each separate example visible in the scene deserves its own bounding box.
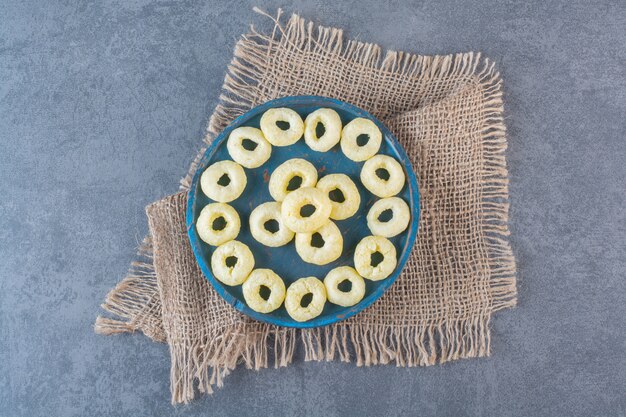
[354,235,397,281]
[295,221,343,265]
[323,266,366,307]
[242,269,286,313]
[366,197,410,237]
[260,107,304,146]
[211,240,255,286]
[316,173,361,220]
[269,158,318,202]
[249,201,294,247]
[303,108,342,152]
[196,202,241,246]
[200,160,247,203]
[227,126,272,168]
[285,277,327,322]
[340,117,382,161]
[360,154,405,198]
[281,187,332,233]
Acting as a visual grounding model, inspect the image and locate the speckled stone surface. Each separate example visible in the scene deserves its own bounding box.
[0,1,624,416]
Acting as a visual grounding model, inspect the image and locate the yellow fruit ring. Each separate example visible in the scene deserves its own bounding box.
[260,107,304,146]
[340,117,382,162]
[200,160,247,203]
[249,201,294,247]
[242,269,286,313]
[366,197,410,238]
[196,203,240,246]
[281,187,332,233]
[303,108,342,152]
[210,240,254,286]
[316,173,361,220]
[226,126,272,169]
[285,277,327,322]
[295,221,343,265]
[323,266,366,307]
[268,158,318,202]
[360,155,405,198]
[354,235,397,281]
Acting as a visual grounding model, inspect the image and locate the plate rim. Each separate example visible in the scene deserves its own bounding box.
[186,95,420,328]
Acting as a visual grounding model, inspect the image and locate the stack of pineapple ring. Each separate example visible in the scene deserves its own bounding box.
[196,107,410,323]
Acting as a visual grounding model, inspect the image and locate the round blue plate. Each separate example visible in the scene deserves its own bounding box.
[187,96,420,328]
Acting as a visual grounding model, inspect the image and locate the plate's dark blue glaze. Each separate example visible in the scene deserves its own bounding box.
[187,96,420,328]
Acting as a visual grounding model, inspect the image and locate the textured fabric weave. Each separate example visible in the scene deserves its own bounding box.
[95,9,516,404]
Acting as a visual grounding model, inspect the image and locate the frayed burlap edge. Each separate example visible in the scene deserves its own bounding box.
[167,324,297,401]
[144,193,299,403]
[95,237,166,342]
[95,8,517,403]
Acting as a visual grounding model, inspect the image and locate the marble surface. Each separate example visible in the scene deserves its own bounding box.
[0,1,624,416]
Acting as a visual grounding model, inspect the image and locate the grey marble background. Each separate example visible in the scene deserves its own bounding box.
[1,1,625,416]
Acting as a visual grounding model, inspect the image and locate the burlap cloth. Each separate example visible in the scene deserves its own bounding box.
[95,9,517,404]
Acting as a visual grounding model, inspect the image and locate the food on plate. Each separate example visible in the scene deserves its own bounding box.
[196,202,241,246]
[366,197,410,238]
[360,154,405,198]
[315,173,361,220]
[340,117,382,162]
[323,266,366,307]
[295,221,343,265]
[260,107,304,146]
[242,269,286,313]
[200,160,247,202]
[281,187,332,233]
[354,235,397,281]
[268,158,318,202]
[210,240,254,286]
[285,277,327,322]
[249,201,294,247]
[226,126,272,168]
[303,108,342,152]
[194,104,417,322]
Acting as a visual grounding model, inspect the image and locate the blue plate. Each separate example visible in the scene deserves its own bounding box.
[187,96,420,328]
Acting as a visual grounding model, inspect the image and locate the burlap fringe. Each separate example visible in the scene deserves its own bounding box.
[171,325,297,404]
[475,59,518,313]
[94,236,166,342]
[173,316,493,403]
[302,316,491,367]
[97,9,516,402]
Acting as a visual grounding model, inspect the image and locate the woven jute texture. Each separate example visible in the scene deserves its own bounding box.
[95,9,516,404]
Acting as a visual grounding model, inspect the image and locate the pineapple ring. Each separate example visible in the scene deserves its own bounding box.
[316,173,361,220]
[304,108,342,152]
[196,203,240,246]
[295,221,343,265]
[354,235,397,281]
[200,160,247,203]
[285,277,327,322]
[249,201,294,247]
[366,197,410,238]
[260,107,304,146]
[226,126,272,169]
[340,117,382,162]
[323,266,366,307]
[210,240,255,286]
[268,158,318,202]
[242,269,286,313]
[360,155,405,198]
[281,187,332,233]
